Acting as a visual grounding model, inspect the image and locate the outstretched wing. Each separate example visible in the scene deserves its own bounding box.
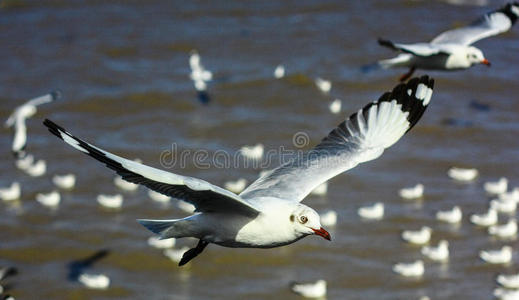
[240,76,434,203]
[43,119,259,217]
[431,2,519,45]
[378,39,449,57]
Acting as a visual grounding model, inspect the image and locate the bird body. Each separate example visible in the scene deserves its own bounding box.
[0,182,20,201]
[358,202,384,220]
[421,240,449,261]
[488,219,517,238]
[393,260,425,277]
[448,167,478,181]
[36,191,60,207]
[484,177,508,195]
[436,206,462,223]
[399,183,424,199]
[480,246,513,264]
[497,273,519,289]
[402,226,432,244]
[290,279,327,298]
[52,174,76,189]
[470,208,498,226]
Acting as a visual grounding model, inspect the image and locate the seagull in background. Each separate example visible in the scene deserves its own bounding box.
[5,91,61,157]
[43,76,434,266]
[377,2,519,81]
[189,50,212,104]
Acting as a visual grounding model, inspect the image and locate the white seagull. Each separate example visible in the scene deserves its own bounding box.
[491,198,517,214]
[148,189,171,203]
[290,279,327,298]
[484,177,508,195]
[14,153,34,170]
[24,159,46,177]
[421,240,449,262]
[470,208,498,226]
[163,246,191,264]
[377,2,519,81]
[43,76,434,266]
[52,174,76,189]
[399,183,424,199]
[274,65,285,79]
[0,182,21,201]
[358,202,384,220]
[96,194,123,209]
[189,50,212,104]
[494,287,519,300]
[497,273,519,289]
[500,188,519,202]
[224,178,248,194]
[479,245,513,264]
[113,175,139,192]
[488,219,517,239]
[147,236,175,249]
[329,99,342,114]
[35,190,61,208]
[447,167,478,181]
[392,260,425,277]
[78,273,110,290]
[402,226,432,245]
[310,182,328,196]
[314,77,331,94]
[319,210,338,227]
[239,144,264,161]
[436,206,462,223]
[5,91,61,157]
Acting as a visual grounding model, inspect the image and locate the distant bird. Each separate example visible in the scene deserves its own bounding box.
[392,260,424,277]
[491,198,517,214]
[399,183,424,199]
[189,50,212,104]
[499,188,519,202]
[14,153,34,170]
[67,249,110,281]
[479,245,513,264]
[147,236,175,249]
[319,210,337,227]
[176,199,195,214]
[35,190,60,208]
[239,144,264,160]
[488,219,517,238]
[484,177,508,195]
[447,167,478,181]
[329,99,342,114]
[494,287,519,300]
[113,175,138,192]
[96,194,123,209]
[358,202,384,220]
[402,226,432,244]
[274,65,285,79]
[497,273,519,289]
[0,182,20,201]
[24,159,46,177]
[421,240,449,262]
[314,77,331,94]
[5,91,60,157]
[470,208,498,226]
[436,206,462,223]
[310,182,328,196]
[163,247,190,264]
[377,2,519,81]
[224,178,247,194]
[52,174,76,189]
[78,273,110,290]
[290,279,327,298]
[148,189,171,203]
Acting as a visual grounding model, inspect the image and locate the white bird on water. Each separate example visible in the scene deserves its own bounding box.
[189,50,212,88]
[314,77,331,94]
[402,226,432,245]
[497,273,519,289]
[239,144,264,161]
[421,240,449,262]
[0,182,21,201]
[329,99,342,114]
[399,183,424,199]
[5,91,61,157]
[500,188,519,203]
[274,65,285,79]
[36,190,60,208]
[479,245,513,264]
[436,206,462,223]
[488,219,517,239]
[14,153,34,170]
[24,159,46,177]
[97,194,123,209]
[43,76,435,266]
[114,175,139,191]
[470,208,498,227]
[310,182,328,196]
[148,189,171,203]
[358,202,384,220]
[447,167,478,182]
[176,199,195,214]
[494,287,519,300]
[224,178,248,194]
[147,236,175,249]
[319,210,337,227]
[491,198,517,214]
[392,260,424,277]
[163,246,191,264]
[290,279,327,298]
[78,273,110,290]
[52,174,76,189]
[377,2,519,81]
[484,177,508,195]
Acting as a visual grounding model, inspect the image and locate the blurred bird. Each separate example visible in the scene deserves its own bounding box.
[497,273,519,289]
[436,206,462,223]
[447,167,478,181]
[488,219,517,238]
[0,267,17,281]
[14,153,34,170]
[490,198,517,214]
[114,175,138,191]
[24,159,46,177]
[310,182,328,196]
[96,194,123,209]
[224,178,247,194]
[421,240,449,262]
[329,99,342,114]
[176,199,196,214]
[67,249,110,281]
[147,236,175,249]
[470,208,498,226]
[164,247,190,264]
[494,287,519,300]
[0,182,20,201]
[392,260,424,277]
[319,210,337,227]
[274,65,285,79]
[189,50,212,104]
[239,144,264,160]
[402,226,432,244]
[499,188,519,202]
[358,202,384,220]
[484,177,508,195]
[290,279,327,298]
[148,189,171,203]
[52,174,76,189]
[35,190,60,208]
[399,183,424,199]
[314,77,331,94]
[479,245,513,264]
[78,273,110,290]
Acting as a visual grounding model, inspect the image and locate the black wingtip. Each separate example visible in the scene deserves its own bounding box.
[378,38,396,50]
[43,118,65,141]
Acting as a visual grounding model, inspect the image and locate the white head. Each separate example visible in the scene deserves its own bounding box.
[466,46,490,67]
[18,105,37,118]
[289,203,331,241]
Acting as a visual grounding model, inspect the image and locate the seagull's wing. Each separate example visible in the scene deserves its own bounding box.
[43,119,260,217]
[240,76,434,203]
[431,3,519,45]
[26,90,61,106]
[378,39,449,56]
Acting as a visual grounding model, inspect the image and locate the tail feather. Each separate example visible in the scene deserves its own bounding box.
[137,218,189,239]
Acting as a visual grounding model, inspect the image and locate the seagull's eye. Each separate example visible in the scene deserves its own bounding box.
[299,215,308,224]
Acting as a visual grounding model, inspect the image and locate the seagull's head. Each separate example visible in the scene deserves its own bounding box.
[290,204,331,241]
[466,47,490,67]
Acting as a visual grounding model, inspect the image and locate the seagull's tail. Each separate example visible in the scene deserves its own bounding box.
[137,218,194,240]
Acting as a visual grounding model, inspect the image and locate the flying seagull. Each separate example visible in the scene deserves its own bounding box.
[43,76,434,266]
[377,2,519,81]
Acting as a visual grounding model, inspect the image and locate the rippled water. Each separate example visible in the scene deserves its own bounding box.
[1,1,519,299]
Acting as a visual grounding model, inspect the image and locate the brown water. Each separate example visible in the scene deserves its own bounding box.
[1,1,519,299]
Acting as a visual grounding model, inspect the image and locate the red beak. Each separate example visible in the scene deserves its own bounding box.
[481,59,491,66]
[312,227,331,241]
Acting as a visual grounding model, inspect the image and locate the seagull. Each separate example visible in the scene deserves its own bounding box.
[497,273,519,289]
[470,208,498,226]
[224,178,248,194]
[175,199,196,214]
[500,188,519,202]
[163,246,191,264]
[310,182,328,196]
[274,65,285,79]
[494,287,519,300]
[421,240,449,262]
[78,273,110,290]
[314,77,331,94]
[319,210,337,227]
[24,159,46,177]
[14,153,34,170]
[96,194,123,209]
[479,245,513,264]
[402,226,432,245]
[447,167,478,181]
[189,50,212,104]
[5,91,61,157]
[35,190,61,208]
[392,260,425,277]
[148,189,171,203]
[377,2,519,81]
[484,177,508,195]
[147,236,175,249]
[488,219,517,239]
[52,174,76,189]
[329,99,342,114]
[239,144,264,161]
[436,206,462,223]
[290,279,327,298]
[399,183,424,199]
[0,182,20,201]
[113,175,139,191]
[67,249,109,282]
[43,76,435,266]
[490,198,517,214]
[358,202,384,220]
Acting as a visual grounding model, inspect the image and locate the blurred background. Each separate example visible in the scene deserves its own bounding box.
[0,0,518,299]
